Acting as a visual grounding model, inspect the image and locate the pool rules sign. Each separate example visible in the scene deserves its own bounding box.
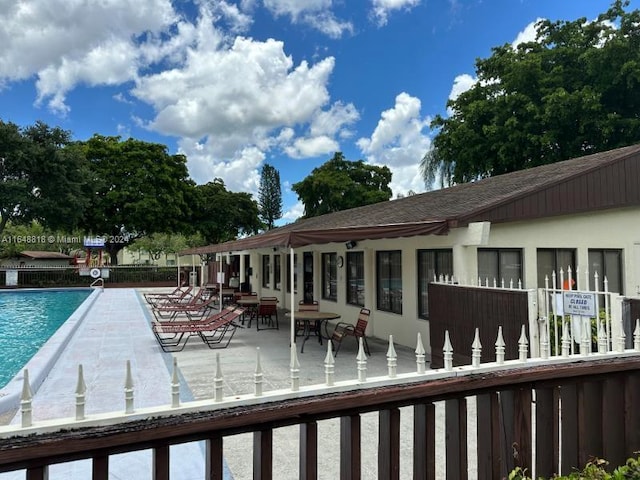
[562,291,597,317]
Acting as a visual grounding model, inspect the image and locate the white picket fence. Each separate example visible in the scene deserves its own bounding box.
[434,269,630,359]
[537,267,624,358]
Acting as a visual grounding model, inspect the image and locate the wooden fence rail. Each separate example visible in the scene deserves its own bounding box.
[1,330,640,479]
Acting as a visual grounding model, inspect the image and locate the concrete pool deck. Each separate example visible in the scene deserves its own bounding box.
[0,288,210,480]
[0,287,461,479]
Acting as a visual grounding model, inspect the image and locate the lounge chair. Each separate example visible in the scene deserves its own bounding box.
[151,290,218,322]
[151,307,245,352]
[145,286,194,307]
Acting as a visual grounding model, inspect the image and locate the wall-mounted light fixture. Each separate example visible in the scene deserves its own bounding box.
[345,240,357,250]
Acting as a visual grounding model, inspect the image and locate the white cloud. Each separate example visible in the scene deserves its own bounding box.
[284,135,339,158]
[0,0,178,113]
[446,73,476,115]
[370,0,420,27]
[512,19,543,48]
[357,92,431,196]
[263,0,353,38]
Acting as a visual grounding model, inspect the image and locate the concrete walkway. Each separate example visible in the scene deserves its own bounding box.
[1,287,462,479]
[0,288,213,480]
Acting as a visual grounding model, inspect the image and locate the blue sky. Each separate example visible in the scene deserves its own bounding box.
[0,0,632,224]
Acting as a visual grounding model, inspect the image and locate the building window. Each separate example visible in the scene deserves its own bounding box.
[286,254,298,293]
[377,250,402,314]
[346,251,365,306]
[262,255,270,288]
[274,255,281,291]
[588,249,623,294]
[417,249,453,319]
[322,253,337,301]
[478,249,523,287]
[537,248,576,289]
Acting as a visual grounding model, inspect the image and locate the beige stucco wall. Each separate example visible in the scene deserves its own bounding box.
[239,206,640,352]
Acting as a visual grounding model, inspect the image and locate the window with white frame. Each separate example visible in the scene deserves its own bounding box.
[417,249,453,319]
[478,249,522,287]
[537,248,576,289]
[588,249,623,294]
[274,255,281,291]
[322,253,337,301]
[377,250,402,314]
[346,251,364,306]
[262,254,270,288]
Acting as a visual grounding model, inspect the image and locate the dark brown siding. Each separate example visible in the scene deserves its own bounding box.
[465,155,640,225]
[428,283,529,368]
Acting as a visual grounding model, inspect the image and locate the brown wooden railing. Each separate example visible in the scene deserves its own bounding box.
[1,354,639,479]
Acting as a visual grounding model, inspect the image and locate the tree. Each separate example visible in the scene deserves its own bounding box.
[423,0,640,186]
[258,163,282,230]
[127,232,205,264]
[292,152,392,218]
[191,179,262,244]
[0,120,90,236]
[79,135,194,264]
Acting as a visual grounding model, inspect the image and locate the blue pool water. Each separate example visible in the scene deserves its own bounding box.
[0,289,92,388]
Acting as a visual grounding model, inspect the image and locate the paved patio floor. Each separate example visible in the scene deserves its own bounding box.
[0,287,465,479]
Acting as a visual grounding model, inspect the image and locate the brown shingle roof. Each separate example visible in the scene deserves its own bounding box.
[182,143,640,254]
[19,251,73,260]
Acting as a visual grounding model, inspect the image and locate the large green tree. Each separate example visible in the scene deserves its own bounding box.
[191,179,262,244]
[258,163,282,230]
[423,0,640,186]
[292,152,392,218]
[79,135,194,264]
[0,120,90,235]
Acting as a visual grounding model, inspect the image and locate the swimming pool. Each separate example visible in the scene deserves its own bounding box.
[0,289,92,388]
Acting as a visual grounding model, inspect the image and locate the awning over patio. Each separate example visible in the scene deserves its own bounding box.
[179,219,449,255]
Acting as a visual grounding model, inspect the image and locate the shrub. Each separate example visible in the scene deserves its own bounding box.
[508,454,640,479]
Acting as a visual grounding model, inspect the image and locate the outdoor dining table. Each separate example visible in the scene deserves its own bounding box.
[220,288,236,305]
[236,297,260,328]
[286,310,341,353]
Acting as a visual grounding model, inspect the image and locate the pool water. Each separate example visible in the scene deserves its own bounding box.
[0,289,92,388]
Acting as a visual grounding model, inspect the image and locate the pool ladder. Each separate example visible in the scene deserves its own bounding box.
[90,278,104,289]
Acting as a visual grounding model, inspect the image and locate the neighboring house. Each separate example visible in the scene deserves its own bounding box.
[118,248,196,267]
[181,143,640,351]
[0,251,74,268]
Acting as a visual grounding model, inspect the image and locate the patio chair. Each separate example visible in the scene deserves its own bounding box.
[255,297,279,330]
[295,300,318,339]
[151,307,245,352]
[330,308,371,356]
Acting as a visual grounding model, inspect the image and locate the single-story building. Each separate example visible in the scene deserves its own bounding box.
[181,143,640,352]
[0,250,74,268]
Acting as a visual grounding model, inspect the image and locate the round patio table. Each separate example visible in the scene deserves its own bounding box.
[286,310,341,353]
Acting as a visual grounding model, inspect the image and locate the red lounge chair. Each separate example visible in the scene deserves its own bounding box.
[151,290,218,321]
[151,307,245,352]
[145,286,194,307]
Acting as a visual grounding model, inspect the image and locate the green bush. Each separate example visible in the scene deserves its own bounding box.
[509,454,640,479]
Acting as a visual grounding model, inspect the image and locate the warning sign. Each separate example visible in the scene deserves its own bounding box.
[562,291,596,317]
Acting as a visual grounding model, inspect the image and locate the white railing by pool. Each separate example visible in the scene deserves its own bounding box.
[1,322,640,479]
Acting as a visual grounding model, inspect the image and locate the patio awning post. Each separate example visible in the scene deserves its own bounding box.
[219,253,223,313]
[290,247,295,347]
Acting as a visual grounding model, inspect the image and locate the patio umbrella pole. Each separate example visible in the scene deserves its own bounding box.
[219,252,223,313]
[290,247,295,347]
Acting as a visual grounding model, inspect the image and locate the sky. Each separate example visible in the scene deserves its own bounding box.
[0,0,634,225]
